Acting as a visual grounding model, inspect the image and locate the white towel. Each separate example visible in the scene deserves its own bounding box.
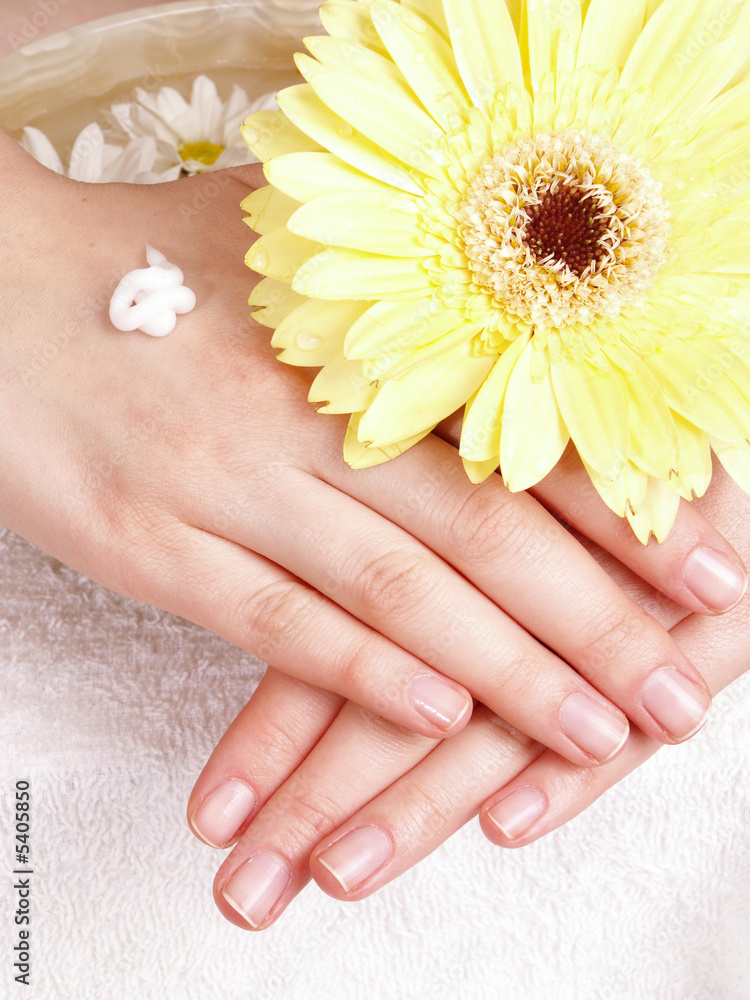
[2,523,749,1000]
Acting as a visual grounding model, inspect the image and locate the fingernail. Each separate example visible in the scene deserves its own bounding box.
[559,692,630,762]
[683,546,748,613]
[317,826,392,893]
[641,668,711,741]
[410,675,472,731]
[190,780,256,848]
[222,853,290,928]
[487,786,547,841]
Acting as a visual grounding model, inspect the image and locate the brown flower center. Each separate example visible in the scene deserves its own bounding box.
[524,184,610,278]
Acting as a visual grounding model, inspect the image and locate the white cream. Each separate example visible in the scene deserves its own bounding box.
[109,245,196,337]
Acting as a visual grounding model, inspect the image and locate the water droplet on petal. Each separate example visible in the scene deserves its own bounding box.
[336,121,354,139]
[296,329,324,351]
[242,126,260,146]
[252,246,270,272]
[402,10,427,32]
[415,51,427,65]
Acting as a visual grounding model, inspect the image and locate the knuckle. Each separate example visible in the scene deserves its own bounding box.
[397,775,453,840]
[445,488,539,569]
[576,603,646,669]
[267,775,339,840]
[354,545,433,624]
[336,633,384,697]
[239,579,318,659]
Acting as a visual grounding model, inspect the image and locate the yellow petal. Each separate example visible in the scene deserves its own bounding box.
[402,0,449,37]
[551,359,630,481]
[288,190,425,257]
[241,185,301,236]
[272,299,372,366]
[441,0,523,109]
[344,411,434,468]
[319,1,388,55]
[345,299,466,359]
[360,341,494,447]
[309,357,378,413]
[667,38,746,123]
[620,0,726,113]
[266,151,398,204]
[462,455,500,484]
[248,277,308,329]
[626,476,681,544]
[246,227,321,283]
[460,334,530,462]
[277,84,422,195]
[241,110,324,162]
[577,0,648,73]
[645,339,750,445]
[500,341,570,493]
[711,438,750,495]
[585,460,649,519]
[293,248,433,299]
[620,352,679,481]
[526,0,582,88]
[308,70,448,181]
[363,321,482,382]
[672,414,713,500]
[370,1,471,132]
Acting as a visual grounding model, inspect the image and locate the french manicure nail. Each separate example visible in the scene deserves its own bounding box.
[222,853,290,928]
[683,546,748,613]
[190,780,256,848]
[487,786,547,841]
[317,827,392,893]
[560,692,630,762]
[641,668,711,741]
[410,675,472,731]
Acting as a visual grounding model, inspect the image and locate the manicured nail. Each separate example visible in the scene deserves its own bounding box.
[641,669,711,741]
[487,786,547,841]
[317,827,392,893]
[190,780,256,848]
[683,546,748,613]
[410,675,472,731]
[559,692,630,762]
[222,853,290,928]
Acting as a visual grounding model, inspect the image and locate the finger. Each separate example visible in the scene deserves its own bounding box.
[315,435,712,747]
[130,521,474,740]
[436,414,747,616]
[532,448,748,616]
[211,469,633,766]
[212,700,439,930]
[482,473,750,847]
[188,668,344,850]
[308,706,542,901]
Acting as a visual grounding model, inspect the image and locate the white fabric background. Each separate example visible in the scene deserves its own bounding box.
[1,525,749,1000]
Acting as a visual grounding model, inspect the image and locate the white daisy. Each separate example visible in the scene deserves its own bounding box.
[20,123,181,184]
[107,75,278,175]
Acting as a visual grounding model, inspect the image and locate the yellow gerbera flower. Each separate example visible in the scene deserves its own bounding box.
[241,0,750,543]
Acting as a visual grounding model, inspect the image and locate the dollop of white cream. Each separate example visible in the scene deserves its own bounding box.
[109,245,196,337]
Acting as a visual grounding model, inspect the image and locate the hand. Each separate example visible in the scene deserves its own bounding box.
[2,132,745,773]
[188,464,749,930]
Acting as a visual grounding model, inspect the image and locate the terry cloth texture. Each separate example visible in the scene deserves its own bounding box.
[1,525,749,1000]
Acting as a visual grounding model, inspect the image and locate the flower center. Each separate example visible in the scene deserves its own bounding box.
[179,140,225,167]
[459,130,670,331]
[524,184,611,278]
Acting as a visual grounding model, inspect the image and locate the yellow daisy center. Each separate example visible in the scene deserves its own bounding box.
[459,130,671,332]
[179,140,225,167]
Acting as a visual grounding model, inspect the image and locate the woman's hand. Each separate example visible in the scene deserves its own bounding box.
[189,465,749,930]
[1,130,745,768]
